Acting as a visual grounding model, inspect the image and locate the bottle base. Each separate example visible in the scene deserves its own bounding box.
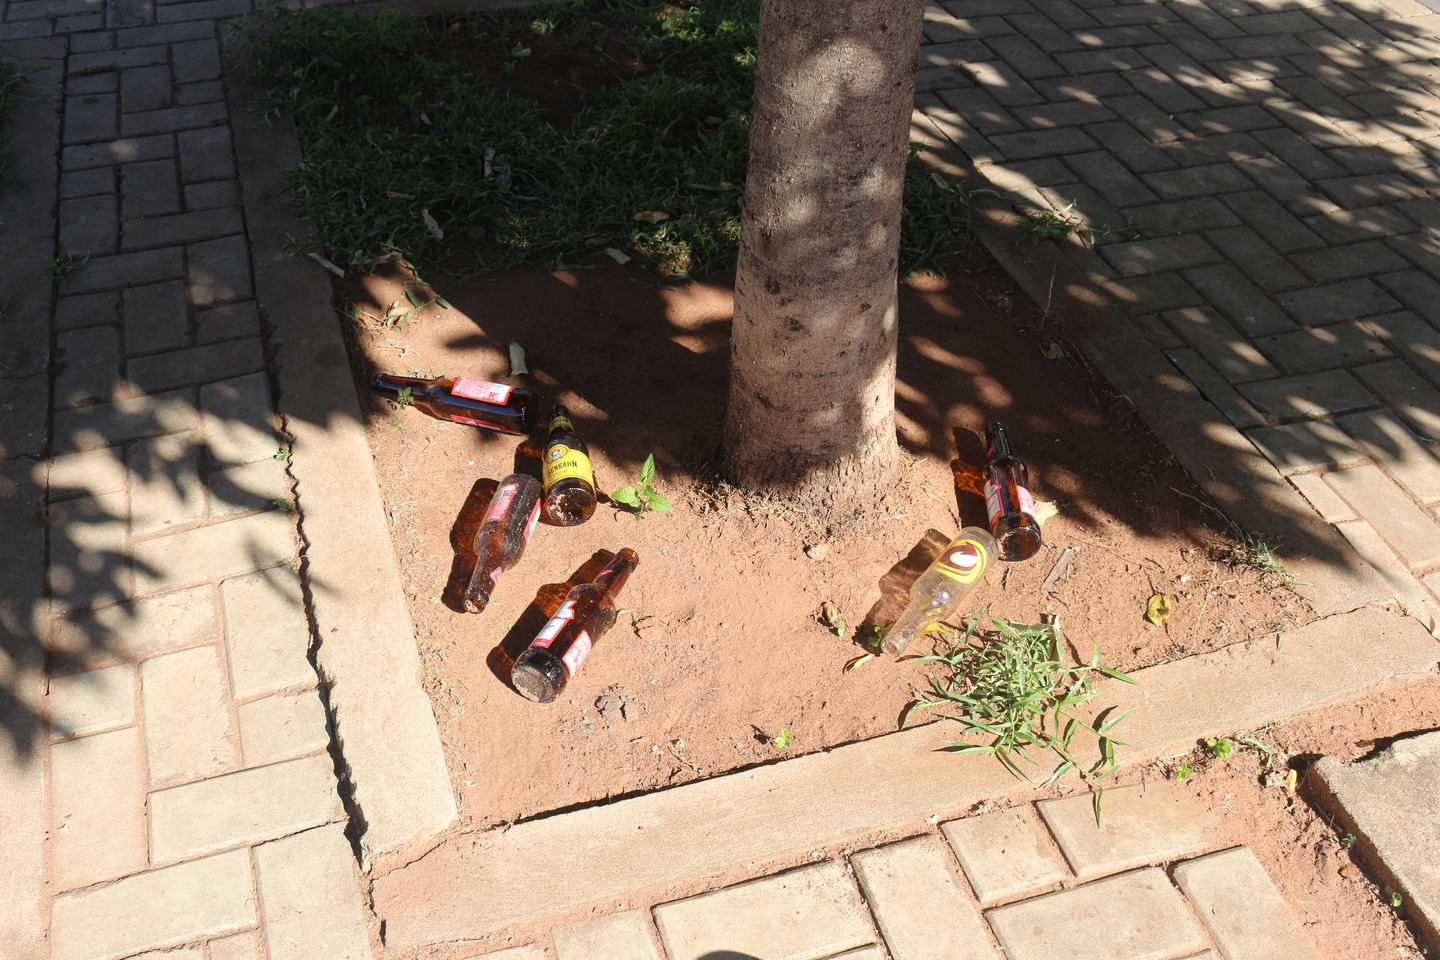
[511,663,560,703]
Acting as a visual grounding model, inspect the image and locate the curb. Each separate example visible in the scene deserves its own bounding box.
[225,55,457,864]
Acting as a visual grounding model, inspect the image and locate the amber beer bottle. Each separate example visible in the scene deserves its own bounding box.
[542,403,597,526]
[883,528,996,656]
[372,373,535,435]
[463,473,543,613]
[983,421,1043,562]
[511,548,638,703]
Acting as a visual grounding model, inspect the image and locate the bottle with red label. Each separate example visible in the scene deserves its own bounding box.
[511,547,638,703]
[371,373,535,435]
[463,473,543,613]
[982,421,1043,562]
[882,527,996,657]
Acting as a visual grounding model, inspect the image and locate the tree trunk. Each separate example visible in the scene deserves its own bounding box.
[723,0,924,507]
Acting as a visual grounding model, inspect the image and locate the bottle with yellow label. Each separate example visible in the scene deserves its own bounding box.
[542,403,597,526]
[881,527,996,657]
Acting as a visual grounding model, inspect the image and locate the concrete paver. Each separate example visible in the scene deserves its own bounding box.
[851,836,998,960]
[49,727,146,890]
[1037,783,1222,877]
[552,912,662,960]
[941,807,1068,902]
[1172,847,1322,960]
[252,823,373,960]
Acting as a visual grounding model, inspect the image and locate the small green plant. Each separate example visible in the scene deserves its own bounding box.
[611,453,673,520]
[42,253,89,282]
[1342,833,1356,848]
[1234,732,1277,768]
[1205,737,1232,760]
[1174,760,1191,781]
[274,445,292,461]
[905,616,1137,821]
[1389,891,1403,909]
[271,497,295,512]
[1016,202,1083,246]
[1227,534,1313,606]
[393,386,414,409]
[773,728,792,748]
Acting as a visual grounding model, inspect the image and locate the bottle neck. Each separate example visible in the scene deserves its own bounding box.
[985,422,1011,461]
[549,403,576,439]
[373,374,429,399]
[593,548,638,597]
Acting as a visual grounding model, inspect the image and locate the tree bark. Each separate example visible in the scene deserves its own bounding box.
[723,0,924,507]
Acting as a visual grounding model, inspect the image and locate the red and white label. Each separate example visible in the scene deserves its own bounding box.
[984,480,1038,522]
[483,482,518,524]
[532,600,577,650]
[523,501,541,542]
[450,414,506,431]
[561,630,593,677]
[451,378,513,404]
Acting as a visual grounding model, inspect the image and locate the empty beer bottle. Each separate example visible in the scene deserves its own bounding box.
[372,373,535,435]
[542,403,597,526]
[463,473,543,613]
[983,422,1043,562]
[882,528,996,657]
[511,548,639,703]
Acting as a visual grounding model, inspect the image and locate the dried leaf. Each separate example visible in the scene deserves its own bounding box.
[1145,594,1172,625]
[605,247,633,265]
[843,653,875,673]
[421,207,444,240]
[385,191,416,200]
[633,210,670,224]
[1041,341,1065,360]
[508,341,528,376]
[1034,499,1058,523]
[418,111,431,125]
[1285,768,1298,792]
[821,601,839,626]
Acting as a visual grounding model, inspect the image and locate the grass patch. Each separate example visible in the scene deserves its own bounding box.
[232,0,979,278]
[1226,534,1313,606]
[903,616,1136,820]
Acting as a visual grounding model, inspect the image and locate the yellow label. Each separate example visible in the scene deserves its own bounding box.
[543,444,594,486]
[550,414,574,434]
[932,538,989,584]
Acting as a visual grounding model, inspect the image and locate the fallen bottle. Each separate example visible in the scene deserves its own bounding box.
[511,548,639,703]
[372,373,535,435]
[982,421,1043,561]
[463,473,543,613]
[882,527,996,657]
[542,403,597,526]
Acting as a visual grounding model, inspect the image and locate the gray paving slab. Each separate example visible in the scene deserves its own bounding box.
[1037,783,1223,877]
[942,807,1068,902]
[1172,847,1322,959]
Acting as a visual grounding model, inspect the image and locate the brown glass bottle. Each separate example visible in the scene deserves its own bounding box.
[983,422,1043,561]
[372,373,535,435]
[511,548,638,703]
[463,473,543,613]
[542,403,597,526]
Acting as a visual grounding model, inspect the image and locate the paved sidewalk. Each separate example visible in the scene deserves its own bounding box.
[911,0,1440,619]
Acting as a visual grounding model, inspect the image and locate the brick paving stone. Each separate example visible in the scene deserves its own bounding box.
[121,64,172,114]
[208,457,288,519]
[1211,58,1303,84]
[1354,360,1440,441]
[1317,172,1426,207]
[1203,227,1307,295]
[1037,784,1221,877]
[200,373,277,464]
[206,931,266,960]
[141,642,240,787]
[1239,157,1339,217]
[1037,182,1125,234]
[59,194,118,256]
[150,753,342,862]
[1328,142,1434,176]
[121,102,227,138]
[1169,0,1247,39]
[1161,132,1268,168]
[157,0,251,24]
[253,824,374,960]
[195,300,262,344]
[1153,23,1230,63]
[48,662,136,738]
[1056,47,1150,73]
[1252,127,1348,180]
[64,93,118,144]
[56,325,124,409]
[132,511,294,596]
[1236,9,1325,35]
[1219,190,1325,253]
[1142,163,1253,200]
[1176,104,1276,136]
[1139,42,1223,88]
[237,689,329,767]
[918,103,1003,163]
[1303,206,1419,246]
[1182,263,1294,335]
[125,279,190,354]
[465,949,545,960]
[57,13,105,32]
[985,868,1205,960]
[1246,420,1369,475]
[1120,66,1208,113]
[1376,272,1440,327]
[49,447,129,501]
[924,15,1017,43]
[918,67,978,94]
[1035,72,1132,102]
[941,808,1067,902]
[50,727,146,891]
[1385,232,1440,279]
[851,836,996,960]
[1006,13,1087,53]
[183,178,242,213]
[1163,306,1278,381]
[1014,98,1117,130]
[963,60,1047,106]
[60,246,185,295]
[188,234,253,306]
[1082,121,1177,173]
[920,40,994,68]
[1063,150,1158,205]
[1029,0,1095,29]
[47,491,132,610]
[989,34,1067,79]
[0,20,55,39]
[1108,94,1190,143]
[1099,272,1206,314]
[1256,321,1391,374]
[937,89,1024,134]
[654,862,872,960]
[48,583,219,670]
[1339,409,1440,503]
[127,432,206,536]
[67,74,119,97]
[61,166,117,199]
[1282,280,1403,329]
[1237,370,1378,421]
[1289,472,1358,522]
[176,80,225,106]
[172,37,220,82]
[1076,25,1165,48]
[65,134,173,172]
[1102,234,1221,276]
[1271,77,1367,122]
[221,566,316,700]
[121,158,180,218]
[1166,348,1267,428]
[126,337,265,393]
[1398,198,1440,236]
[1172,848,1322,960]
[553,912,660,960]
[51,387,195,452]
[1291,241,1412,283]
[1220,34,1310,59]
[50,850,256,960]
[990,126,1098,159]
[946,0,1036,16]
[70,46,168,74]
